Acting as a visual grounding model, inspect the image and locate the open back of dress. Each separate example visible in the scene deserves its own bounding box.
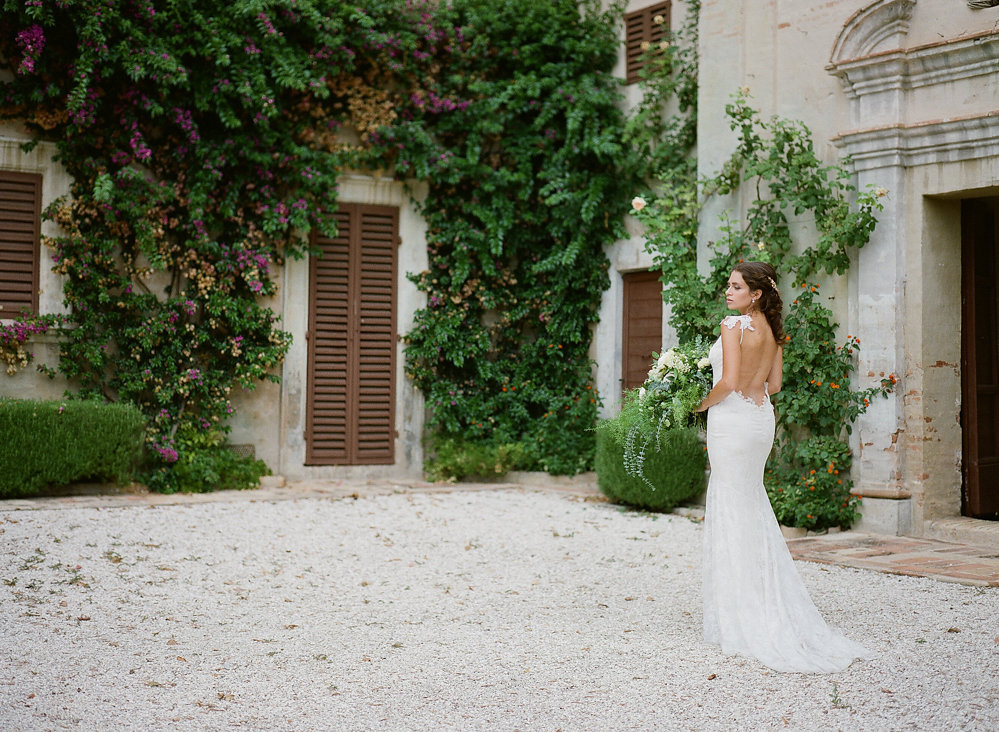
[701,316,871,673]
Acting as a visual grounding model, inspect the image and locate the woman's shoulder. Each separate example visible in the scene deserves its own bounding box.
[720,314,754,332]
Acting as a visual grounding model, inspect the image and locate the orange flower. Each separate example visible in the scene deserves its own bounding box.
[809,486,815,491]
[809,469,816,475]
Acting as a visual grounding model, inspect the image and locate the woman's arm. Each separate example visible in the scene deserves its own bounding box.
[694,325,741,412]
[767,345,784,396]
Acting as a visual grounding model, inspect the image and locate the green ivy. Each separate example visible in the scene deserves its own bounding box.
[1,0,632,487]
[401,0,632,476]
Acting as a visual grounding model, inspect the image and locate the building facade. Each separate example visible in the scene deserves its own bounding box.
[3,1,998,544]
[603,0,999,542]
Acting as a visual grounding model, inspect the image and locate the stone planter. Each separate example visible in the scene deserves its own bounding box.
[780,524,808,539]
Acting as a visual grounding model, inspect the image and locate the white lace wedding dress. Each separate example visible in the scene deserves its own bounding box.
[701,315,872,673]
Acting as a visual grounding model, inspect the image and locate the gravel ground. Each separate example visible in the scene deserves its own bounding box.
[1,488,997,731]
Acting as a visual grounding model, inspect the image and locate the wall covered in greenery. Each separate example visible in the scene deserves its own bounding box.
[0,0,631,488]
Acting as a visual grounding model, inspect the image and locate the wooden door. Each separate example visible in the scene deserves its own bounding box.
[306,204,398,465]
[961,198,999,519]
[622,271,663,391]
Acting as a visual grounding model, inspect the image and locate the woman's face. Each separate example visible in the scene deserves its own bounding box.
[725,270,760,313]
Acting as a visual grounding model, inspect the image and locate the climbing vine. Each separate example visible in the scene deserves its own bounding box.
[1,0,630,487]
[628,4,895,528]
[400,0,631,476]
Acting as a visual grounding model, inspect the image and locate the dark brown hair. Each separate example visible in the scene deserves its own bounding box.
[734,261,785,344]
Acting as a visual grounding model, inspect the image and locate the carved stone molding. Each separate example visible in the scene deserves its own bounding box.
[831,113,999,171]
[829,0,917,65]
[828,31,999,99]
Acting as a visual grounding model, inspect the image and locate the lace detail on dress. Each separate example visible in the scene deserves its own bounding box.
[722,314,754,344]
[722,314,754,332]
[733,386,771,410]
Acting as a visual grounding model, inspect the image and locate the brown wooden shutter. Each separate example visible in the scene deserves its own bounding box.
[622,270,664,391]
[307,204,398,465]
[0,171,42,317]
[624,2,671,85]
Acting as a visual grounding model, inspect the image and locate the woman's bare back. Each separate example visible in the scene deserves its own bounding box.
[732,314,780,405]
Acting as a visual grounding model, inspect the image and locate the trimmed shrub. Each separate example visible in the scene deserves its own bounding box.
[595,421,706,512]
[142,425,269,494]
[423,436,528,482]
[0,399,146,497]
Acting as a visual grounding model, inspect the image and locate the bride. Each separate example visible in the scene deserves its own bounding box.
[694,261,871,673]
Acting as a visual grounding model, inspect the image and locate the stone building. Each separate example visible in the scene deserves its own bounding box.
[605,0,999,543]
[2,0,998,546]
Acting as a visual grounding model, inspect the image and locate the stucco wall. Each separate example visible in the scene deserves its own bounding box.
[0,122,72,401]
[694,0,999,532]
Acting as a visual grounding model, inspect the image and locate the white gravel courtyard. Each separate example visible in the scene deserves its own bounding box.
[1,487,997,731]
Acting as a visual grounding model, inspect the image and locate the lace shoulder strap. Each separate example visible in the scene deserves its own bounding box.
[721,314,755,344]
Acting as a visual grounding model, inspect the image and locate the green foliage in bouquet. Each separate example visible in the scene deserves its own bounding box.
[620,339,712,489]
[595,394,706,512]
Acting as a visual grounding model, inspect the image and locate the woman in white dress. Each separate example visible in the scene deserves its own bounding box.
[694,261,871,673]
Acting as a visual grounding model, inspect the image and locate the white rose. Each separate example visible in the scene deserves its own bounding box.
[697,357,711,369]
[631,196,647,211]
[638,387,646,400]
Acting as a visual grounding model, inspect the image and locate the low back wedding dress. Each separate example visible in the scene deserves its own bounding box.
[701,314,872,673]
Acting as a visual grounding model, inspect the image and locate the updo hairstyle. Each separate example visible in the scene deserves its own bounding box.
[734,260,785,344]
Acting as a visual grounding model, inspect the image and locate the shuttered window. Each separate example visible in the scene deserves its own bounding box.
[622,270,663,391]
[307,203,398,465]
[624,2,671,85]
[0,171,42,317]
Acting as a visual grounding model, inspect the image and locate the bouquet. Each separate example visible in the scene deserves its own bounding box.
[622,337,713,488]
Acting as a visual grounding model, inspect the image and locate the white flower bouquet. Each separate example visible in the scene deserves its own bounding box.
[622,337,713,488]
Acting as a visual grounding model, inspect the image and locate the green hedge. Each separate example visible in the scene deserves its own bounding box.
[595,423,707,512]
[0,399,146,497]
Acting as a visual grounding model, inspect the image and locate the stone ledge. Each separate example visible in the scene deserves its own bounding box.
[858,486,912,499]
[920,517,999,548]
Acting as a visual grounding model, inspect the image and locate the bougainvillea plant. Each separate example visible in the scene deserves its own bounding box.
[0,0,631,487]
